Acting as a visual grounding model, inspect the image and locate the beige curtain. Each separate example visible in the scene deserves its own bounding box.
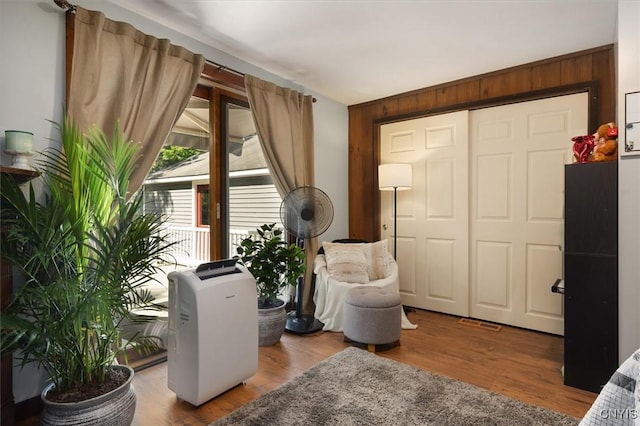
[67,6,205,192]
[244,74,317,314]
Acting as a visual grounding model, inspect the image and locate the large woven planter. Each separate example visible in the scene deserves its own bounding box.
[40,365,136,426]
[258,300,286,346]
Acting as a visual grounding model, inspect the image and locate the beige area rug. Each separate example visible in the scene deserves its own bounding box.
[211,346,580,425]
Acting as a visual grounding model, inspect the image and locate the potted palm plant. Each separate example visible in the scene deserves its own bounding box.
[236,223,305,346]
[0,116,173,425]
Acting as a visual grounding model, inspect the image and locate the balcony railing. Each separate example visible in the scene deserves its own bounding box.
[161,226,253,266]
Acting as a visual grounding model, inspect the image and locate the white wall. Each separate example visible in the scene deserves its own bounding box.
[0,1,66,168]
[0,0,348,402]
[617,0,640,362]
[0,0,68,404]
[310,88,350,243]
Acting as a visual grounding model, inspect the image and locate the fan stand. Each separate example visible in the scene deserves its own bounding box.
[280,187,333,335]
[285,238,324,334]
[285,282,324,334]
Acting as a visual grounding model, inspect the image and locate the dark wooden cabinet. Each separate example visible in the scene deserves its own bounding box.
[563,161,618,393]
[1,251,15,426]
[1,166,38,426]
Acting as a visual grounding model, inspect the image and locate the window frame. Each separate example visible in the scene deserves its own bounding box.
[196,184,210,228]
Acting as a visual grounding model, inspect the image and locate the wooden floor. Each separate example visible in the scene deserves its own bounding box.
[18,309,597,425]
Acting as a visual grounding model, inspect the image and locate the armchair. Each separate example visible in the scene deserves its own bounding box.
[312,239,417,332]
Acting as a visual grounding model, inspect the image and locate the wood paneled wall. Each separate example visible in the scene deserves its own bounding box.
[348,45,615,241]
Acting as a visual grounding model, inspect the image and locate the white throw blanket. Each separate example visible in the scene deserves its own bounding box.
[313,254,417,332]
[580,348,640,426]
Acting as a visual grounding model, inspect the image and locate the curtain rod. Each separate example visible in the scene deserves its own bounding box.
[207,60,317,102]
[207,60,245,79]
[52,1,316,102]
[54,0,76,12]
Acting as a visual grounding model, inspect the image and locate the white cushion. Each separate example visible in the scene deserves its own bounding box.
[363,240,392,280]
[322,242,369,284]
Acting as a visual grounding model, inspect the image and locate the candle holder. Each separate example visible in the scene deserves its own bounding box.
[4,130,34,170]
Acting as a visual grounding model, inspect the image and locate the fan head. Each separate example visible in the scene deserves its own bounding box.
[280,186,333,239]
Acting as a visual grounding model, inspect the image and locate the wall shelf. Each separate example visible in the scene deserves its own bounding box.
[0,165,39,183]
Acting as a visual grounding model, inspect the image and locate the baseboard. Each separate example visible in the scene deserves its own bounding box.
[15,395,42,421]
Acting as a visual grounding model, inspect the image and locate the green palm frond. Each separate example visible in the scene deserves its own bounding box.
[0,116,174,393]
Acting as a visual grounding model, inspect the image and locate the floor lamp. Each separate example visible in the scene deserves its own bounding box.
[378,163,412,259]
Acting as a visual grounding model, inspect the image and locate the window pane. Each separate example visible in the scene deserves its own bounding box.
[227,103,283,256]
[198,185,210,226]
[144,96,210,265]
[131,94,211,369]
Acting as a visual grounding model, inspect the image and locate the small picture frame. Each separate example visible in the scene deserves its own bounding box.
[622,91,640,157]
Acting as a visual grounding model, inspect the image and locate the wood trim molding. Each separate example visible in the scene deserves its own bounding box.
[64,10,74,106]
[348,45,616,242]
[371,81,601,128]
[212,90,249,259]
[201,62,245,92]
[350,44,613,110]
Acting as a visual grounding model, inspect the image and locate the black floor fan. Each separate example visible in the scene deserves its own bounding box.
[280,186,333,334]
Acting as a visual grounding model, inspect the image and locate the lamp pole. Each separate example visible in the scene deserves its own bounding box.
[393,185,398,259]
[378,163,412,260]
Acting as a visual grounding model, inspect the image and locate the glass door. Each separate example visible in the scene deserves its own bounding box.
[221,95,283,259]
[129,86,283,367]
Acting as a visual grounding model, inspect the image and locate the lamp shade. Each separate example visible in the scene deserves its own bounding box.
[378,163,412,191]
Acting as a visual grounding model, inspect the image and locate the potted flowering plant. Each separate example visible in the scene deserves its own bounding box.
[236,223,305,345]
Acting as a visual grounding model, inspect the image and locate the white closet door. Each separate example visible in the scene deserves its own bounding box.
[380,111,469,316]
[469,92,588,335]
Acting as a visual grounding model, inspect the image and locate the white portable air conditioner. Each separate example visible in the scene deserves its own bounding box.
[167,259,258,406]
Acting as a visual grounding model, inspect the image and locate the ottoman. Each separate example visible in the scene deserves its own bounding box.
[343,286,402,352]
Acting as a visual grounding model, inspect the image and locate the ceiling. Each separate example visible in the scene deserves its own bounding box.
[107,0,619,106]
